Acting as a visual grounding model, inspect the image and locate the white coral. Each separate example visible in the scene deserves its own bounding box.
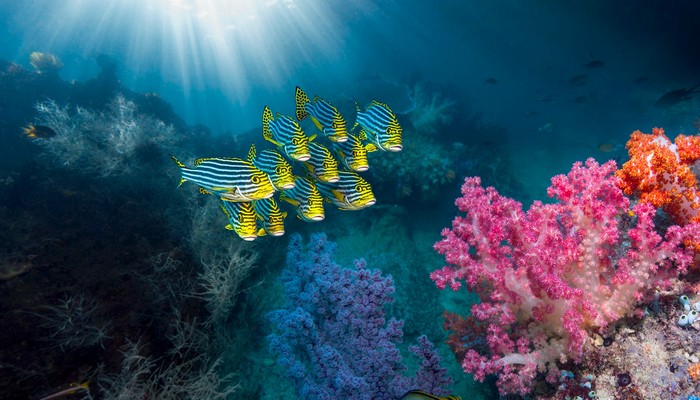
[408,83,455,134]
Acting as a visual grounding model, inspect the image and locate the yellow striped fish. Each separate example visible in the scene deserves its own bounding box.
[303,142,340,183]
[220,200,258,241]
[354,100,403,152]
[399,390,462,400]
[315,170,376,211]
[279,176,325,222]
[171,155,275,202]
[247,143,296,190]
[262,105,312,162]
[295,86,348,143]
[331,132,369,172]
[253,197,286,236]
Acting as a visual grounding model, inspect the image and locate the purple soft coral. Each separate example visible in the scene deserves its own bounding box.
[268,233,452,400]
[432,158,700,396]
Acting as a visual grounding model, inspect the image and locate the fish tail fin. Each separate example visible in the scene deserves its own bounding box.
[295,86,310,120]
[247,143,257,162]
[22,124,36,138]
[262,106,277,145]
[170,155,188,187]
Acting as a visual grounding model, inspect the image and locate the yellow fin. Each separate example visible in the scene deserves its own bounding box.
[358,129,368,141]
[262,106,274,141]
[199,187,212,195]
[225,224,234,231]
[279,193,300,207]
[247,143,257,162]
[170,155,185,168]
[295,86,310,121]
[257,228,267,236]
[310,116,323,131]
[308,133,317,142]
[281,211,288,219]
[330,189,346,203]
[365,143,378,153]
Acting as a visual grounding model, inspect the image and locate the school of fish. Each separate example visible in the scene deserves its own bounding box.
[172,87,403,241]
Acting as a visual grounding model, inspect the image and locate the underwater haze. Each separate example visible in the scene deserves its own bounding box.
[1,1,700,399]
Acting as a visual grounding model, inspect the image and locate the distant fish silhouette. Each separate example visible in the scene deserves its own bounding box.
[484,77,498,85]
[569,74,588,87]
[654,84,700,107]
[585,59,605,69]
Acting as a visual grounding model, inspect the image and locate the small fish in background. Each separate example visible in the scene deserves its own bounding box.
[399,389,462,400]
[22,124,56,139]
[253,197,286,236]
[262,105,312,162]
[331,132,369,172]
[484,77,498,85]
[315,170,376,211]
[303,142,340,183]
[279,176,325,222]
[171,155,275,202]
[295,86,348,143]
[354,100,403,152]
[585,59,605,69]
[32,381,90,400]
[538,122,555,132]
[654,84,700,107]
[247,143,296,190]
[569,73,588,87]
[220,200,258,241]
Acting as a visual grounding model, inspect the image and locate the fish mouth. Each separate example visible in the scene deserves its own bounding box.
[281,183,296,190]
[355,165,369,172]
[311,215,325,221]
[366,199,376,207]
[326,177,340,183]
[333,135,348,143]
[262,192,274,199]
[295,154,311,162]
[241,235,257,241]
[388,145,403,152]
[271,231,285,236]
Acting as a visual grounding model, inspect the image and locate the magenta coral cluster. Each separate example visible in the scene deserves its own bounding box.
[431,158,700,395]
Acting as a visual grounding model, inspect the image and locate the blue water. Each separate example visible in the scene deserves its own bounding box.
[0,1,699,399]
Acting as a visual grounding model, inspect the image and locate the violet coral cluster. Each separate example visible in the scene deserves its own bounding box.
[267,233,451,400]
[431,158,700,396]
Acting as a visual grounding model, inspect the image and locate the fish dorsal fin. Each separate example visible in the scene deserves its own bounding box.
[354,100,361,112]
[247,143,257,162]
[194,157,208,167]
[370,99,389,109]
[295,86,310,121]
[262,106,274,141]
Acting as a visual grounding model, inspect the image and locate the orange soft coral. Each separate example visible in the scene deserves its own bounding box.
[615,127,700,225]
[688,362,700,382]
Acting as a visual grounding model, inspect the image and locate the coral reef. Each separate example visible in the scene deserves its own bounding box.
[31,95,180,176]
[616,127,700,226]
[432,158,700,396]
[408,83,455,135]
[267,233,452,400]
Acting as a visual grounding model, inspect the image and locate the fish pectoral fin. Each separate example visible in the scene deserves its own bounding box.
[224,224,234,231]
[308,133,317,142]
[330,189,346,203]
[279,194,300,207]
[281,211,288,219]
[310,116,323,132]
[265,137,283,147]
[257,228,267,236]
[365,143,378,153]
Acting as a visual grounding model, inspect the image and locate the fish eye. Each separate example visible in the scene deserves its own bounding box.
[291,137,303,146]
[251,175,261,184]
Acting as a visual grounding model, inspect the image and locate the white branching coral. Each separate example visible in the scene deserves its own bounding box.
[408,83,455,134]
[32,95,176,176]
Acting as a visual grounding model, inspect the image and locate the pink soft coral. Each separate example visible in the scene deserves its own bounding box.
[432,158,700,396]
